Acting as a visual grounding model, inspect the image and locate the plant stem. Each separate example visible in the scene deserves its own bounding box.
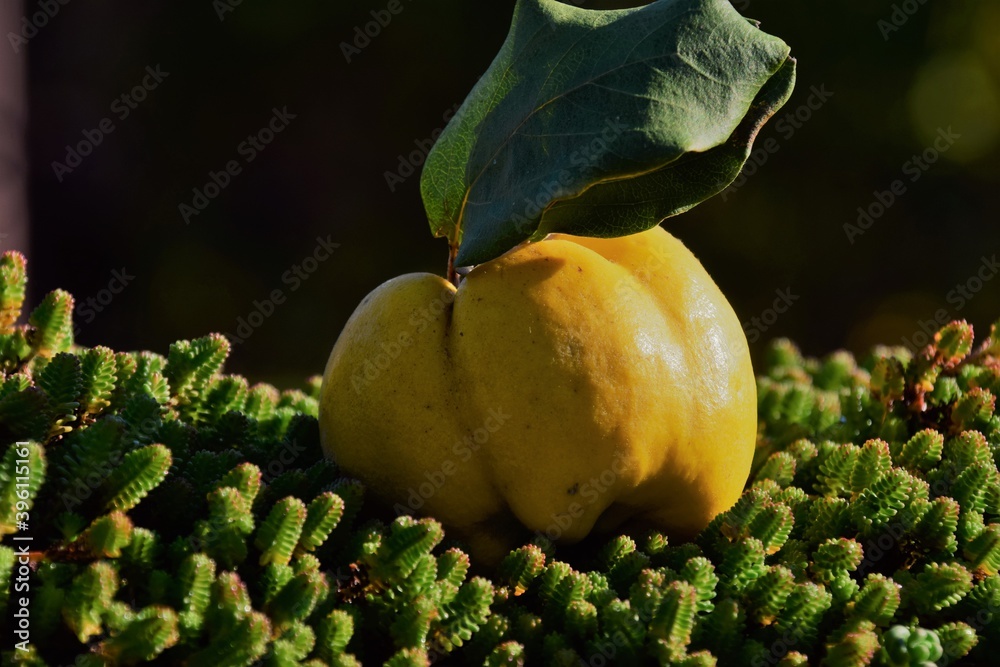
[447,240,460,288]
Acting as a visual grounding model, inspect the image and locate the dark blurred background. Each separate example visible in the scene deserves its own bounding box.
[1,0,997,386]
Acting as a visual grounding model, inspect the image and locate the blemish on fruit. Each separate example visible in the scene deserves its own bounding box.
[567,483,578,495]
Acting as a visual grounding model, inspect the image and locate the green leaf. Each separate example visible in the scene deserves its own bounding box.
[266,569,328,629]
[78,346,118,415]
[844,574,900,627]
[420,0,794,266]
[82,511,134,558]
[296,491,344,554]
[0,546,15,616]
[63,561,119,643]
[96,605,179,664]
[204,571,253,635]
[0,329,31,371]
[824,620,879,667]
[369,517,445,585]
[37,352,82,433]
[679,556,718,614]
[934,622,978,663]
[499,544,547,596]
[196,487,255,569]
[649,580,697,649]
[103,444,173,512]
[200,375,249,424]
[244,383,280,422]
[486,642,526,666]
[434,576,494,652]
[910,562,972,613]
[260,563,295,605]
[384,647,430,667]
[745,565,794,625]
[934,319,975,366]
[120,527,159,570]
[255,496,307,566]
[189,608,271,667]
[165,334,230,419]
[315,609,355,661]
[0,387,51,441]
[437,548,471,590]
[0,251,27,333]
[269,621,316,663]
[28,289,74,357]
[177,553,216,639]
[214,462,263,504]
[964,524,1000,575]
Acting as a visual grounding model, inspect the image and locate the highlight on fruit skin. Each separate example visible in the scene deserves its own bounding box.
[319,225,757,559]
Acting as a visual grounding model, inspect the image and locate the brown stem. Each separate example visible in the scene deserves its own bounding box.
[446,239,460,288]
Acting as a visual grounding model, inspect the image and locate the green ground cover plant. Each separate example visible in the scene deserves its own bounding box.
[0,250,998,665]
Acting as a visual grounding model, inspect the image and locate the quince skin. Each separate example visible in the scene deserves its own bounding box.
[319,226,756,560]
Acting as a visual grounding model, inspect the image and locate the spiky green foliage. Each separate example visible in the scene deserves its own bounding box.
[4,258,1000,665]
[256,496,308,566]
[104,444,172,512]
[499,544,546,596]
[165,334,231,422]
[36,352,81,433]
[63,560,119,642]
[0,441,45,536]
[880,624,944,666]
[0,252,26,334]
[78,345,117,415]
[27,289,74,359]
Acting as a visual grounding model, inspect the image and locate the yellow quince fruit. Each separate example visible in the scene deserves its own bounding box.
[319,225,755,561]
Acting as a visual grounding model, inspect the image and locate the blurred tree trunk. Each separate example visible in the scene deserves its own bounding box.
[0,1,27,256]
